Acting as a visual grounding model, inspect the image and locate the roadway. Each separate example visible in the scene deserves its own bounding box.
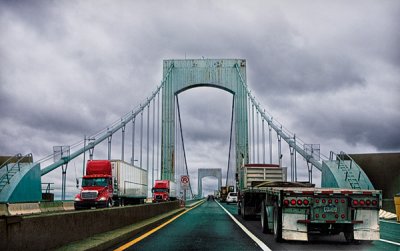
[113,199,400,251]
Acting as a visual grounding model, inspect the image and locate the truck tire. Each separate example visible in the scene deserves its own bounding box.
[273,202,282,242]
[107,199,113,208]
[261,200,270,233]
[241,199,248,220]
[344,226,359,244]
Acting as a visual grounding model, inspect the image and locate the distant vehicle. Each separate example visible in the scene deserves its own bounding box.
[207,195,215,201]
[226,192,238,204]
[74,160,147,209]
[219,186,228,202]
[152,180,177,202]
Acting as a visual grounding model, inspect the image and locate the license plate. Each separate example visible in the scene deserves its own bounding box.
[324,205,337,213]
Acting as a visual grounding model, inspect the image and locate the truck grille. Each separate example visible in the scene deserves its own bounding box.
[155,195,162,200]
[81,191,98,200]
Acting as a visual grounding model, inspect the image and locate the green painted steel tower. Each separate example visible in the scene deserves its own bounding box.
[161,59,249,181]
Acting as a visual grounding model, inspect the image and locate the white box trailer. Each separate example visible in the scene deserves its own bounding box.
[110,160,148,205]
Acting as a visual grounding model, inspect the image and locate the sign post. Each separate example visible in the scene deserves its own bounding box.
[180,175,189,203]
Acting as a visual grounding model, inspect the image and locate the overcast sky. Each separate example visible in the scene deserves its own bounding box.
[1,0,399,198]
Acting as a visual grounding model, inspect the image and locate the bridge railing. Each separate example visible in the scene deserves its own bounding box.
[0,153,33,191]
[38,64,174,177]
[234,64,327,173]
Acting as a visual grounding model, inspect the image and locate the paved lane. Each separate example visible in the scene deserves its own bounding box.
[118,200,263,250]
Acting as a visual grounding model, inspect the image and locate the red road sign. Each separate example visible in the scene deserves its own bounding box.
[181,175,189,189]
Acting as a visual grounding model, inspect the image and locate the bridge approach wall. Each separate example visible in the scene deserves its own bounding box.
[0,201,180,250]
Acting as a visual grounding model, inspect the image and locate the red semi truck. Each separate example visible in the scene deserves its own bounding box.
[152,180,177,202]
[74,160,148,209]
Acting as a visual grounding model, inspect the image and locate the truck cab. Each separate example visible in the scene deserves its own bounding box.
[152,180,170,202]
[74,160,115,209]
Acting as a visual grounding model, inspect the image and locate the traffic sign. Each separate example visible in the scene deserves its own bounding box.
[181,175,189,190]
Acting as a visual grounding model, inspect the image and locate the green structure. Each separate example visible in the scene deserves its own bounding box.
[161,59,248,181]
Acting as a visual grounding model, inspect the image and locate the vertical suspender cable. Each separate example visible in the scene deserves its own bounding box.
[262,117,265,164]
[226,95,235,187]
[157,92,160,180]
[248,96,251,163]
[269,124,272,164]
[147,103,150,171]
[121,123,125,162]
[140,110,143,168]
[176,95,193,197]
[152,98,155,189]
[256,109,259,163]
[252,103,255,163]
[132,117,135,165]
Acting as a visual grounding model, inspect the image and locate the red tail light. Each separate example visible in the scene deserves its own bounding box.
[341,214,346,219]
[284,200,289,206]
[291,199,296,205]
[360,200,365,206]
[341,199,345,203]
[322,214,326,218]
[315,199,320,203]
[334,199,339,204]
[366,200,371,205]
[353,200,359,206]
[303,199,309,205]
[297,199,303,205]
[372,200,378,206]
[322,199,326,203]
[328,199,332,204]
[315,213,319,218]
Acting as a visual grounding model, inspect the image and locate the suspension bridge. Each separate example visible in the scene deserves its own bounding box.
[0,58,370,202]
[0,59,398,250]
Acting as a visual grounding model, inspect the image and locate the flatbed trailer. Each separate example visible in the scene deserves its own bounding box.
[238,182,382,242]
[237,164,382,242]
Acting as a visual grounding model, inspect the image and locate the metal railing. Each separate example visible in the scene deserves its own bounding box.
[0,153,33,190]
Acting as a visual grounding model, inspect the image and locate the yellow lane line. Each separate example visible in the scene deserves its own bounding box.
[114,200,205,251]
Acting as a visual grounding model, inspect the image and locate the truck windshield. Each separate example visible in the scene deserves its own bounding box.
[82,178,108,187]
[153,188,168,193]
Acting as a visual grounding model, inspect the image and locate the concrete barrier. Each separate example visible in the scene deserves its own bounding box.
[7,202,41,216]
[40,201,64,213]
[62,201,74,211]
[0,201,180,250]
[0,204,8,216]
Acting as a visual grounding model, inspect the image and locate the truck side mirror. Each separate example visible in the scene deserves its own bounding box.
[114,178,118,190]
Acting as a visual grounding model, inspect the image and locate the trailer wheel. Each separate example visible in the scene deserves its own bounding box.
[107,199,113,208]
[273,203,282,242]
[344,226,359,244]
[241,199,248,220]
[261,200,270,233]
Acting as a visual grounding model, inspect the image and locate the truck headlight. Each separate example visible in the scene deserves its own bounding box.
[98,197,107,201]
[74,197,81,202]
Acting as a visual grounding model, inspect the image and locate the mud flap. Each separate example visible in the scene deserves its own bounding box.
[353,209,380,240]
[282,213,308,241]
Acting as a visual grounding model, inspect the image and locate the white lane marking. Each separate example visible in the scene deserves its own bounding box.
[378,238,400,246]
[216,201,272,251]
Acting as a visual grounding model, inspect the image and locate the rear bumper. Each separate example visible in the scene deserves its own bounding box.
[74,200,107,209]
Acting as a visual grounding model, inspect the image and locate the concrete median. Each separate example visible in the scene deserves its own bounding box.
[7,202,41,215]
[0,201,180,250]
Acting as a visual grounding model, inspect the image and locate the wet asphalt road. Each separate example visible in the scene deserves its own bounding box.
[116,200,399,251]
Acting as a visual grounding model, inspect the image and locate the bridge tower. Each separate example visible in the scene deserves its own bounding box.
[161,59,249,181]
